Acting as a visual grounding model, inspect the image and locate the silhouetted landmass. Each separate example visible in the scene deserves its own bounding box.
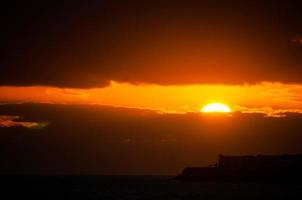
[175,154,302,183]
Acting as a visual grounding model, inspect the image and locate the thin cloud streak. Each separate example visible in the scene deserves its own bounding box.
[0,115,48,129]
[234,106,302,117]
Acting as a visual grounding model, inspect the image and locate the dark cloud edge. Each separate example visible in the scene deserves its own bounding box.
[1,103,302,119]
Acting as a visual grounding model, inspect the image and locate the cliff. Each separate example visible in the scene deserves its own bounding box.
[175,154,302,182]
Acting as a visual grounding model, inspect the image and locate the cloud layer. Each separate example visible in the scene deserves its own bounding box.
[1,1,302,87]
[1,103,302,174]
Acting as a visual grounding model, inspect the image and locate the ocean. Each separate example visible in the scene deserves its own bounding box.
[3,175,302,199]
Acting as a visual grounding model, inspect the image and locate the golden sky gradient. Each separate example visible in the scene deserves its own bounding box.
[1,81,302,117]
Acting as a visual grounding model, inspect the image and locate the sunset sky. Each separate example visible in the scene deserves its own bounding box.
[1,0,302,175]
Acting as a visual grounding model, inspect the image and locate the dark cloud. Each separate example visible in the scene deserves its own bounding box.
[0,103,302,175]
[1,1,302,88]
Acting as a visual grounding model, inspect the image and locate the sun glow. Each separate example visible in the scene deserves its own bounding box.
[2,81,302,116]
[201,103,231,113]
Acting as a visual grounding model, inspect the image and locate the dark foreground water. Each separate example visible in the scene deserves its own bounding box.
[3,176,302,199]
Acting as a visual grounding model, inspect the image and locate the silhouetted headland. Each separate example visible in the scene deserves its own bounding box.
[175,154,302,183]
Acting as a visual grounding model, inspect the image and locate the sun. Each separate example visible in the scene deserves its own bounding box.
[201,103,231,113]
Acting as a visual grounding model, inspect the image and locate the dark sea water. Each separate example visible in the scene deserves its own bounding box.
[3,176,302,199]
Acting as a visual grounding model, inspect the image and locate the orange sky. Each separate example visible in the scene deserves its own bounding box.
[1,81,302,117]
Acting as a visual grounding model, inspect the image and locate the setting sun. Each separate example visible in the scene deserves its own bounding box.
[201,103,231,113]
